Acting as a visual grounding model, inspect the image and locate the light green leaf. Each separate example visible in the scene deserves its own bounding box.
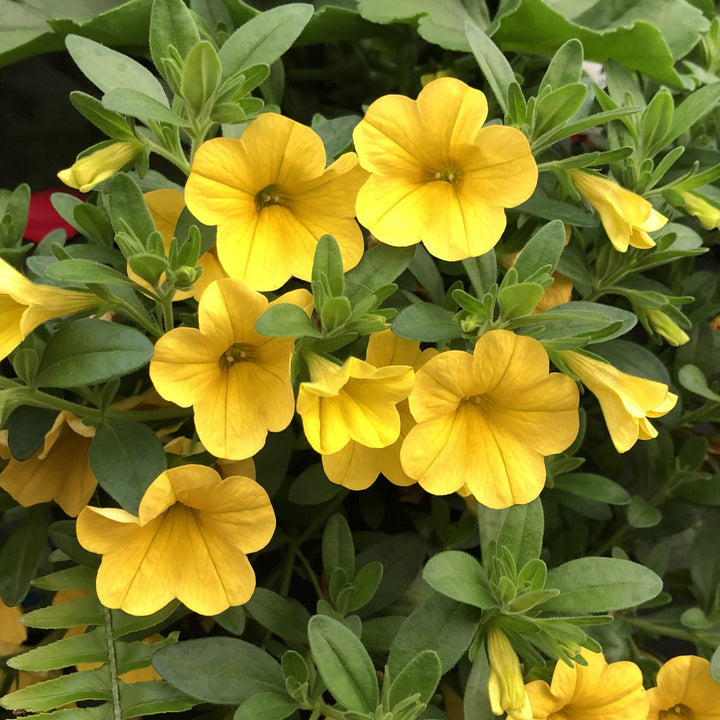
[103,87,189,125]
[392,303,462,342]
[234,693,298,720]
[465,19,515,113]
[478,498,544,569]
[423,551,495,608]
[255,303,321,338]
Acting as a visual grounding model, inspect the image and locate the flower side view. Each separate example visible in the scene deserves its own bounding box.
[184,112,368,291]
[487,624,532,720]
[0,413,97,517]
[559,350,677,453]
[58,140,143,193]
[321,329,436,490]
[401,330,579,509]
[647,655,720,720]
[149,278,312,460]
[296,351,415,456]
[569,169,668,252]
[76,464,276,616]
[353,76,538,261]
[524,648,649,720]
[0,256,100,361]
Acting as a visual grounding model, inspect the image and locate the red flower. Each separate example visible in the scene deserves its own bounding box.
[24,189,83,244]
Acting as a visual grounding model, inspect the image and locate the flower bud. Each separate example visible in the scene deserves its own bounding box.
[680,191,720,230]
[645,308,690,346]
[58,140,143,192]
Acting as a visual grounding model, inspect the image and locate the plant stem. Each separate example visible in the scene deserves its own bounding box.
[103,606,123,720]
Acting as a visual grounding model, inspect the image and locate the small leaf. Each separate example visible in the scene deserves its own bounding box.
[308,615,379,713]
[255,303,321,338]
[423,551,495,608]
[392,303,462,342]
[465,19,514,113]
[389,650,442,707]
[626,495,662,528]
[234,693,298,720]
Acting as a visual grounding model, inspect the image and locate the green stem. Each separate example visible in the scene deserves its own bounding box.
[625,617,695,641]
[111,295,164,340]
[103,606,123,720]
[296,547,325,600]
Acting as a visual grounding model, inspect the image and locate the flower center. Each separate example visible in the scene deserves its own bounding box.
[660,705,694,720]
[220,343,252,368]
[434,166,459,184]
[255,185,288,209]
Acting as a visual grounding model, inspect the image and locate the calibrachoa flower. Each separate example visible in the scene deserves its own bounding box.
[569,169,668,252]
[149,278,311,459]
[321,330,436,490]
[0,413,97,517]
[559,350,677,453]
[184,113,367,291]
[401,330,579,509]
[487,624,532,720]
[0,256,99,361]
[296,351,415,456]
[647,655,720,720]
[525,649,648,720]
[353,76,538,261]
[58,140,143,192]
[680,190,720,230]
[76,464,275,616]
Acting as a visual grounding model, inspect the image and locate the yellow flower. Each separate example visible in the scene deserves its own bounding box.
[58,140,143,192]
[487,625,532,720]
[401,330,579,509]
[0,412,97,517]
[680,191,720,230]
[569,170,668,252]
[525,649,648,720]
[353,77,537,261]
[150,278,311,460]
[76,464,275,616]
[296,351,415,456]
[0,256,99,361]
[142,189,227,301]
[321,330,436,490]
[647,655,720,720]
[184,113,367,291]
[559,350,677,453]
[0,600,26,656]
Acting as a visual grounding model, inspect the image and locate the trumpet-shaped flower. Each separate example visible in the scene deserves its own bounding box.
[185,113,367,291]
[296,351,415,456]
[76,464,275,616]
[0,412,97,517]
[525,649,648,720]
[58,140,143,193]
[570,170,668,252]
[680,191,720,230]
[353,77,538,261]
[321,330,436,490]
[150,278,312,460]
[559,350,677,453]
[647,655,720,720]
[401,330,579,509]
[487,625,532,720]
[0,256,99,361]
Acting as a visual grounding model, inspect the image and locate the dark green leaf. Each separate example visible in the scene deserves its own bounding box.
[245,588,310,646]
[392,303,462,342]
[6,406,57,460]
[234,693,298,720]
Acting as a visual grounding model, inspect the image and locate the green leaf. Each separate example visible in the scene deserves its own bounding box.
[219,3,314,78]
[542,557,662,612]
[33,565,97,592]
[494,0,708,87]
[45,258,134,286]
[234,693,298,720]
[312,234,345,312]
[678,364,720,402]
[539,38,583,92]
[119,679,196,717]
[181,40,222,114]
[322,513,355,578]
[287,463,342,505]
[345,244,414,304]
[69,90,135,140]
[0,505,49,606]
[245,588,310,646]
[6,406,57,460]
[66,34,168,106]
[89,418,168,515]
[478,498,544,569]
[153,637,285,705]
[1,665,112,712]
[150,0,201,69]
[35,318,154,388]
[312,113,360,160]
[103,87,189,125]
[423,551,495,608]
[465,19,514,113]
[255,303,321,338]
[665,82,720,147]
[552,473,631,505]
[348,562,384,612]
[389,650,442,707]
[627,495,662,528]
[463,648,493,720]
[108,173,156,242]
[21,594,104,630]
[308,615,379,713]
[533,83,587,137]
[498,282,546,319]
[640,89,675,158]
[513,220,566,280]
[392,303,462,342]
[213,606,246,637]
[321,296,352,333]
